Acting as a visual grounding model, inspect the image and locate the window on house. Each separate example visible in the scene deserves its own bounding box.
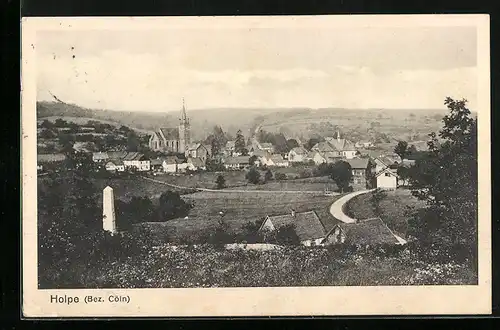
[385,173,391,177]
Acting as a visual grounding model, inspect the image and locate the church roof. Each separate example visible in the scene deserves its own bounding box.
[159,127,179,140]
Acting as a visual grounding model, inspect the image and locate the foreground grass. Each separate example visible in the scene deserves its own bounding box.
[40,243,477,289]
[344,189,426,238]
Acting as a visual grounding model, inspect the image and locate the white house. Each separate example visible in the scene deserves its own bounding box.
[258,210,327,247]
[374,167,398,190]
[162,156,180,173]
[123,152,150,172]
[92,152,109,163]
[187,157,206,171]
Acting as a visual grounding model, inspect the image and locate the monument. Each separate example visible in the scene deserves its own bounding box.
[102,186,117,235]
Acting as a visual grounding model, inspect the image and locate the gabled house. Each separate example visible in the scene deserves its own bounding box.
[374,167,398,190]
[187,157,206,171]
[150,158,164,172]
[161,156,181,173]
[311,141,335,153]
[123,152,150,172]
[311,151,327,165]
[37,153,67,171]
[185,143,211,162]
[259,142,274,153]
[325,132,358,159]
[322,218,406,246]
[287,147,309,163]
[258,210,327,246]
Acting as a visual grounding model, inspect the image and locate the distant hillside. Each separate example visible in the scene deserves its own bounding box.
[36,101,448,142]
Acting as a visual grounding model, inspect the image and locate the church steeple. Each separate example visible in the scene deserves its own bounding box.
[181,97,188,123]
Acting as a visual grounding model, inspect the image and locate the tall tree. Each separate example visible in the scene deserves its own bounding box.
[215,174,226,189]
[234,129,246,154]
[394,140,409,160]
[406,97,477,261]
[330,161,352,193]
[246,167,261,185]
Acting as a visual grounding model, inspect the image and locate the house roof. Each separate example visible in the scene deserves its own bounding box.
[107,151,128,160]
[106,159,124,166]
[188,157,205,167]
[346,158,370,169]
[334,218,402,245]
[162,156,181,164]
[37,153,67,163]
[150,159,164,166]
[401,159,416,167]
[270,154,285,162]
[123,152,146,161]
[327,138,357,152]
[312,141,335,152]
[289,147,308,155]
[92,152,109,160]
[187,143,201,151]
[375,167,398,178]
[252,149,272,158]
[159,127,179,140]
[263,211,326,241]
[224,156,250,165]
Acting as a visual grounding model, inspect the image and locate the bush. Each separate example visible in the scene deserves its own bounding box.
[275,173,287,180]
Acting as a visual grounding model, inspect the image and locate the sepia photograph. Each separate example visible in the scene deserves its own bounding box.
[22,15,491,317]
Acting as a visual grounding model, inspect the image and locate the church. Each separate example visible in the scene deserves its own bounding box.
[148,99,191,154]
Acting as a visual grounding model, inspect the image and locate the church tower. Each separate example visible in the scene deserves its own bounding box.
[178,98,191,153]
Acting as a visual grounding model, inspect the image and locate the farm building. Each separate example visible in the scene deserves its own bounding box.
[322,218,406,246]
[123,152,150,172]
[223,156,250,170]
[150,159,164,172]
[374,167,398,190]
[287,147,310,163]
[105,159,125,172]
[258,210,327,247]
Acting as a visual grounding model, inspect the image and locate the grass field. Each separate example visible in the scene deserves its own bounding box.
[139,191,340,243]
[145,171,249,189]
[343,189,426,238]
[90,177,181,201]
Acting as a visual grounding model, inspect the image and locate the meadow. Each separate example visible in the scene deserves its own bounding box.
[138,190,340,243]
[343,188,427,238]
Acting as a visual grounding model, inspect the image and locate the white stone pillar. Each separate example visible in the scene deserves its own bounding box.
[102,186,117,235]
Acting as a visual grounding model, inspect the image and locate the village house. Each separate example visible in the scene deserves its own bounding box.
[324,132,358,159]
[186,157,206,171]
[185,143,211,162]
[322,218,406,246]
[224,141,240,156]
[162,156,182,173]
[223,155,250,170]
[259,142,274,153]
[346,158,372,188]
[374,167,398,190]
[150,159,164,172]
[123,152,150,172]
[149,100,190,153]
[258,210,327,247]
[287,147,309,163]
[105,159,125,172]
[311,151,327,165]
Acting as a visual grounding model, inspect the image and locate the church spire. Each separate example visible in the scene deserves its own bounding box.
[181,98,188,122]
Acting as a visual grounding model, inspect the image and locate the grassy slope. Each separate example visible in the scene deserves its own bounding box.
[343,189,427,238]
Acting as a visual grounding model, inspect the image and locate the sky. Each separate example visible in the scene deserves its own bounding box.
[36,25,478,112]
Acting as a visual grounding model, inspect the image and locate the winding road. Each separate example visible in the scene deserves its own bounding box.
[328,189,376,223]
